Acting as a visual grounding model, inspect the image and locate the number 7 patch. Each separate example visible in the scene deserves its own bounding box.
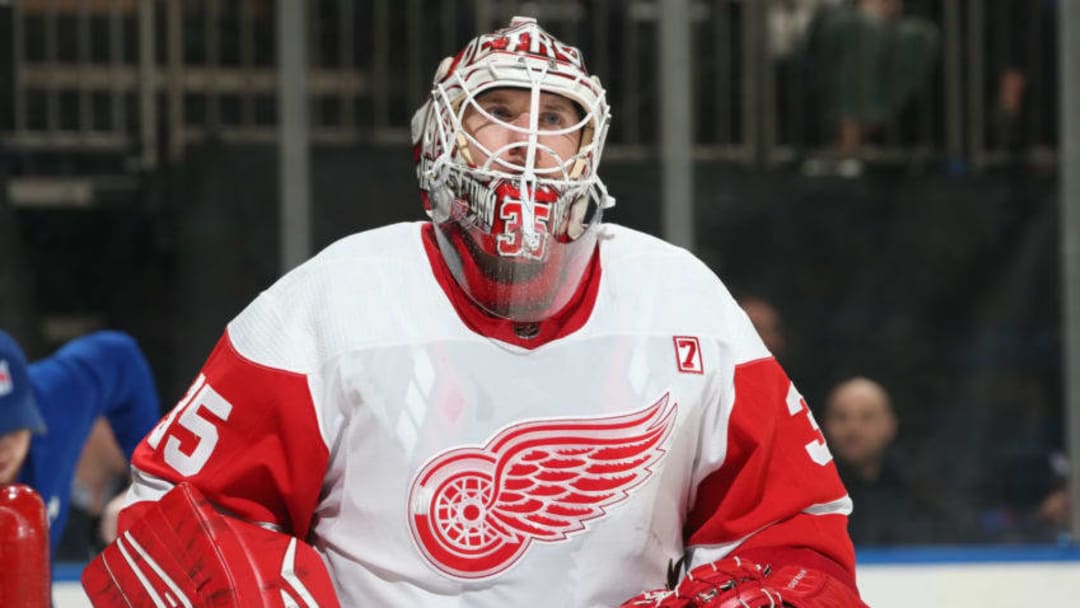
[672,336,703,374]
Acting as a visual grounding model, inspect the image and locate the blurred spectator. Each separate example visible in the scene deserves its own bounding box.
[823,376,945,544]
[738,295,787,359]
[0,329,160,556]
[987,0,1060,157]
[959,363,1066,542]
[767,0,845,161]
[804,0,940,176]
[979,447,1069,543]
[767,0,841,63]
[988,0,1028,151]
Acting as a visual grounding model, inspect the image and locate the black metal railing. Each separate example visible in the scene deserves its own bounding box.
[0,0,1061,170]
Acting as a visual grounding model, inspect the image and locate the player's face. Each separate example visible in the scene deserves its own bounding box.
[461,88,583,173]
[0,429,31,484]
[823,385,897,468]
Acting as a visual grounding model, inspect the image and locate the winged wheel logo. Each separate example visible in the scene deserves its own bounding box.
[408,394,677,579]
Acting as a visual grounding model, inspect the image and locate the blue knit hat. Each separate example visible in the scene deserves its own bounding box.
[0,330,46,436]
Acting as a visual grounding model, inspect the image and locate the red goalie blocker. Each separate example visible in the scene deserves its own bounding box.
[0,484,50,608]
[82,483,339,608]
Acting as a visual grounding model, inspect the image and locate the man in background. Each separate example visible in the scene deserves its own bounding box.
[823,376,943,544]
[0,329,160,555]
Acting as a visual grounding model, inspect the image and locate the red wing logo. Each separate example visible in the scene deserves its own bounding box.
[408,394,678,579]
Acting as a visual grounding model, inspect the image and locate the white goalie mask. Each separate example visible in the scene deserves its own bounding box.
[411,16,613,323]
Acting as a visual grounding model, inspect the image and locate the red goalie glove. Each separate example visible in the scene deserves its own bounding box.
[81,483,339,608]
[619,556,868,608]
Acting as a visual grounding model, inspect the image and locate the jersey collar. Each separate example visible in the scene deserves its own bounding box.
[421,223,601,349]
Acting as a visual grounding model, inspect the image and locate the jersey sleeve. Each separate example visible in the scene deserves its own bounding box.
[684,354,856,583]
[128,329,330,539]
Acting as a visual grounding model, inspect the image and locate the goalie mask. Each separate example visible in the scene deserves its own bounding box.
[411,16,613,322]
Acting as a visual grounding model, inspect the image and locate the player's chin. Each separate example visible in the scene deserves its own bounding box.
[459,233,551,283]
[475,252,548,283]
[462,251,564,318]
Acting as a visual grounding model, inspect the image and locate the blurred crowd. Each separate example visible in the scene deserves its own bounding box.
[739,295,1069,545]
[766,0,1059,176]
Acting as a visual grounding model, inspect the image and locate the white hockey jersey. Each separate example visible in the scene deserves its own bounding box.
[128,222,855,607]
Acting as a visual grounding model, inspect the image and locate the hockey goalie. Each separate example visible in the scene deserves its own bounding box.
[83,16,868,608]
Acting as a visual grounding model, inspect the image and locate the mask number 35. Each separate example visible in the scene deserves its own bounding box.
[145,374,233,477]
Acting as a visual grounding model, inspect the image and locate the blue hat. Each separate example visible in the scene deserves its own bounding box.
[0,330,46,436]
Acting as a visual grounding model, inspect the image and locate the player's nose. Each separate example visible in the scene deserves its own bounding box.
[500,121,530,168]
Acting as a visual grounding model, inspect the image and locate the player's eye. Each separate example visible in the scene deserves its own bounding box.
[539,111,566,130]
[485,104,514,121]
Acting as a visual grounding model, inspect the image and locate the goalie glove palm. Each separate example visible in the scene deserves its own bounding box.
[81,483,339,608]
